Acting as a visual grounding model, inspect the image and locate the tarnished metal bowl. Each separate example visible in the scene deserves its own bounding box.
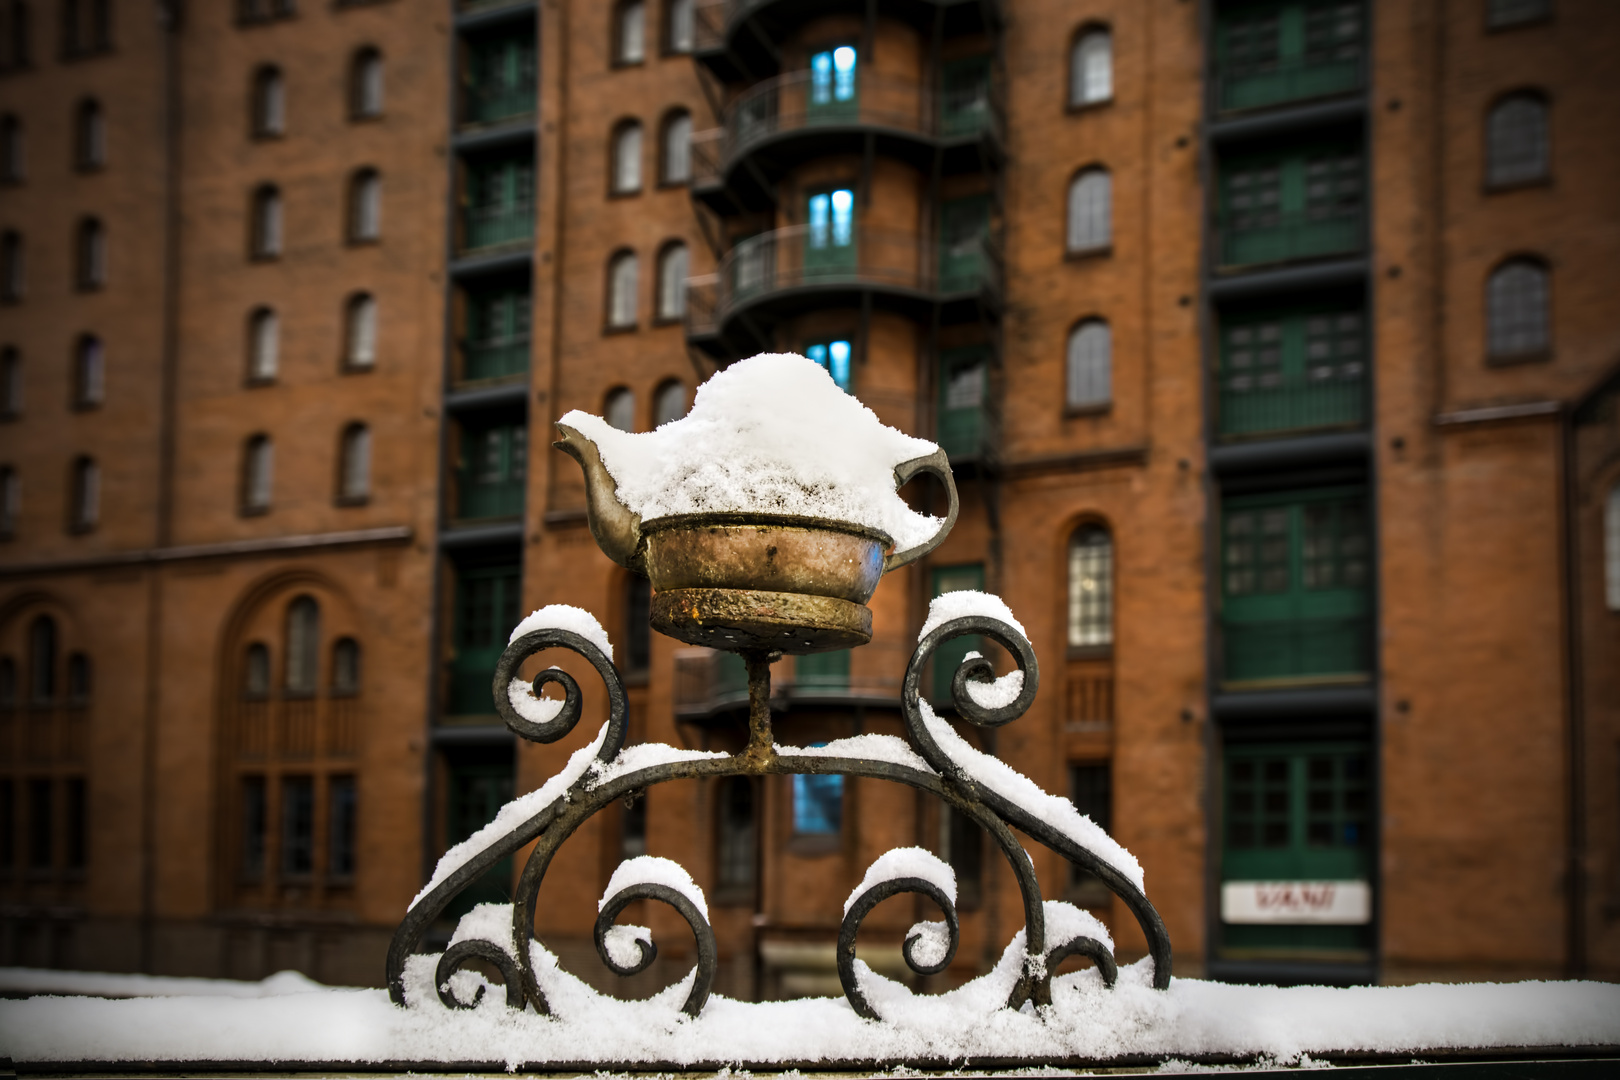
[641,513,889,604]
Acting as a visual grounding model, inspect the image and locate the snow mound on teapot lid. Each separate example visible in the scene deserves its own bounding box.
[559,352,944,551]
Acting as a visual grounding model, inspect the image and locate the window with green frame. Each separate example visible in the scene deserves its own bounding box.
[938,195,990,295]
[1218,304,1366,438]
[796,649,849,690]
[443,747,516,918]
[1220,487,1371,682]
[1217,141,1363,268]
[463,152,535,251]
[930,564,984,703]
[1220,740,1372,954]
[937,346,988,460]
[808,45,858,121]
[1214,1,1364,113]
[447,563,521,715]
[457,419,526,520]
[804,338,853,393]
[803,186,856,277]
[464,31,537,126]
[940,54,991,137]
[462,282,531,383]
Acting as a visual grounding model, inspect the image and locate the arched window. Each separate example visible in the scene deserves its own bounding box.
[251,65,284,138]
[611,120,642,194]
[1068,525,1114,648]
[74,334,103,408]
[655,241,688,321]
[0,656,15,708]
[1486,258,1549,361]
[251,184,281,258]
[242,434,273,513]
[243,642,270,699]
[1486,92,1548,188]
[666,0,692,53]
[28,614,55,704]
[75,216,104,289]
[660,109,691,185]
[1,113,22,182]
[606,249,638,328]
[1066,318,1112,409]
[1066,167,1111,253]
[351,47,384,119]
[653,378,686,426]
[74,97,103,169]
[614,0,645,65]
[1070,27,1112,107]
[284,595,320,695]
[604,386,635,432]
[0,465,17,537]
[349,168,381,242]
[344,293,376,370]
[66,651,90,705]
[338,422,370,502]
[3,345,23,416]
[331,637,360,695]
[69,455,98,532]
[247,307,278,382]
[1,230,22,300]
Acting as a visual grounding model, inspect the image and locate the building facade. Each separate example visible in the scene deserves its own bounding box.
[0,0,1615,991]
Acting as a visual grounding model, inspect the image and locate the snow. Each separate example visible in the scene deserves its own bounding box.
[918,590,1029,643]
[1043,899,1115,952]
[962,663,1025,709]
[507,675,566,726]
[601,925,654,970]
[601,855,710,921]
[777,733,937,775]
[846,847,958,916]
[906,921,952,968]
[589,741,729,788]
[0,967,328,1000]
[560,352,945,551]
[448,903,518,960]
[508,604,614,660]
[7,961,1616,1066]
[917,697,1144,893]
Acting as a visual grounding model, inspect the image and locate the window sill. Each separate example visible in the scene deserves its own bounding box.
[72,400,103,412]
[1066,96,1115,116]
[74,163,105,176]
[610,59,647,71]
[1485,14,1552,33]
[1067,644,1113,661]
[1064,244,1112,262]
[607,187,644,200]
[346,236,380,248]
[655,178,691,191]
[340,360,376,375]
[67,522,98,536]
[334,494,371,508]
[603,322,639,336]
[1484,176,1551,195]
[348,113,385,124]
[1485,348,1552,368]
[786,834,842,857]
[237,14,300,28]
[650,314,684,328]
[240,505,271,518]
[711,887,756,907]
[250,253,282,264]
[1064,402,1112,419]
[245,376,277,389]
[252,131,286,142]
[75,283,104,294]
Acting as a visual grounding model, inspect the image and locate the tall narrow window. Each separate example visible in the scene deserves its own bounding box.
[328,775,357,879]
[338,422,370,503]
[1068,525,1114,648]
[620,793,647,859]
[0,779,11,871]
[606,250,638,328]
[1605,483,1620,612]
[65,776,86,870]
[941,806,983,907]
[1486,258,1549,361]
[2,346,22,417]
[804,339,853,393]
[604,386,635,432]
[655,241,687,321]
[75,216,105,290]
[69,456,98,532]
[87,0,108,50]
[614,0,644,65]
[1,230,22,300]
[1066,167,1111,253]
[280,775,314,875]
[73,334,103,408]
[660,109,691,185]
[251,184,282,258]
[0,465,17,538]
[349,168,381,242]
[5,0,31,69]
[624,574,651,676]
[27,777,49,869]
[239,775,266,881]
[1486,92,1548,188]
[242,434,273,514]
[331,638,360,695]
[243,642,270,699]
[715,776,755,894]
[73,97,103,169]
[351,47,383,120]
[0,113,21,182]
[1068,762,1112,898]
[1070,27,1112,106]
[247,307,278,382]
[252,66,285,138]
[653,378,686,426]
[792,756,843,836]
[1066,318,1112,409]
[344,293,376,370]
[611,120,642,194]
[666,0,692,53]
[28,615,54,704]
[284,595,320,694]
[0,656,13,708]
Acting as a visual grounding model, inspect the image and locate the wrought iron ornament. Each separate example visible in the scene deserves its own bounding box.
[387,613,1171,1020]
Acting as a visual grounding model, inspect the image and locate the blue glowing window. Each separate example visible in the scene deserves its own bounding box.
[810,47,857,105]
[805,339,853,393]
[792,763,844,835]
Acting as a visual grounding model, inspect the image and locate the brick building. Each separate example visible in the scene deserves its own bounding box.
[0,0,1615,991]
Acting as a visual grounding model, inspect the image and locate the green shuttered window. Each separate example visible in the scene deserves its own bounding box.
[1214,1,1363,113]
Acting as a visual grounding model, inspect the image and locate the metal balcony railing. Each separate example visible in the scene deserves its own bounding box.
[464,81,536,126]
[1217,371,1367,438]
[1214,206,1363,270]
[1214,54,1363,114]
[685,225,1001,338]
[1221,614,1372,684]
[462,203,534,252]
[460,337,530,382]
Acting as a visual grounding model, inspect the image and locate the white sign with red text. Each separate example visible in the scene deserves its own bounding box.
[1221,880,1371,924]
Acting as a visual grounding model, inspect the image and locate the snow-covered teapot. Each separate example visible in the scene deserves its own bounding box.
[552,353,959,653]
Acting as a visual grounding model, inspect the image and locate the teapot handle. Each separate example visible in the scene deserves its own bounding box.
[883,448,960,574]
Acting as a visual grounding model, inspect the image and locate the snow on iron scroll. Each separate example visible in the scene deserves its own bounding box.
[385,353,1172,1026]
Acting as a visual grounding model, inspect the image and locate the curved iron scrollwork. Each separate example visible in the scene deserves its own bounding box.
[386,609,1171,1021]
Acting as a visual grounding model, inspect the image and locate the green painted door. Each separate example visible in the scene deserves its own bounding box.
[1215,1,1364,113]
[1218,305,1366,437]
[444,753,516,919]
[1218,142,1362,267]
[458,422,526,520]
[1221,740,1372,953]
[808,46,858,122]
[448,564,521,715]
[465,153,535,249]
[931,564,985,704]
[938,346,988,460]
[797,649,850,690]
[940,54,991,136]
[464,285,531,382]
[804,187,856,278]
[466,32,536,124]
[1221,487,1371,682]
[938,195,990,294]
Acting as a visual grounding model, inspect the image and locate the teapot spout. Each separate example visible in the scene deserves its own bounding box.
[553,422,645,572]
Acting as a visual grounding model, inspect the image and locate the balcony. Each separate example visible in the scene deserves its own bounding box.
[1218,371,1367,439]
[1215,207,1362,272]
[1214,55,1363,115]
[686,225,1001,360]
[463,80,536,127]
[673,646,903,720]
[462,203,534,252]
[460,337,529,383]
[1221,615,1371,685]
[691,70,1002,212]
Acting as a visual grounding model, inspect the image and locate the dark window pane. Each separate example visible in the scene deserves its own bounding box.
[328,775,357,879]
[625,576,651,675]
[1262,821,1289,847]
[716,777,755,892]
[280,775,314,876]
[27,777,50,868]
[241,775,266,880]
[65,778,86,869]
[946,805,984,903]
[621,792,647,860]
[792,770,843,835]
[0,778,13,867]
